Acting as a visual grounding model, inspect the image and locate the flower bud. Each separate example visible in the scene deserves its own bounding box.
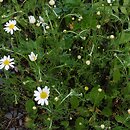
[49,0,55,6]
[28,16,36,24]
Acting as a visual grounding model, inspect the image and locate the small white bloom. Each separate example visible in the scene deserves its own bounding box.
[98,88,102,92]
[63,29,67,33]
[86,60,90,65]
[107,0,112,3]
[39,79,43,82]
[96,25,101,29]
[28,15,36,24]
[82,37,86,40]
[34,86,50,106]
[78,18,81,22]
[79,16,83,20]
[100,124,105,129]
[81,47,83,49]
[70,117,72,120]
[49,0,55,6]
[72,17,75,20]
[32,106,37,110]
[97,11,101,15]
[46,25,50,30]
[0,0,3,2]
[128,109,130,114]
[78,16,83,22]
[28,52,38,61]
[0,55,15,70]
[77,55,81,59]
[4,20,19,35]
[47,117,51,121]
[54,97,59,102]
[79,122,82,125]
[110,35,115,39]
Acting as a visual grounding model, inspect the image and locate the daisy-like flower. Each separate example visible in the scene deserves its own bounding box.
[34,86,50,105]
[0,55,15,70]
[28,52,38,61]
[4,20,19,35]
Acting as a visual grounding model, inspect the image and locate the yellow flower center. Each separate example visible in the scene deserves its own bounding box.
[3,59,10,65]
[9,24,15,29]
[40,91,48,99]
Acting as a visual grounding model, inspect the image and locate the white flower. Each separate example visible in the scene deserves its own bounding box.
[78,16,83,21]
[79,122,82,125]
[34,86,50,105]
[86,60,90,65]
[0,0,3,2]
[107,0,115,3]
[96,25,101,29]
[28,52,38,61]
[72,17,75,20]
[46,25,50,30]
[110,35,115,39]
[100,124,105,129]
[107,0,112,3]
[98,88,102,92]
[63,29,67,33]
[97,11,101,15]
[81,47,83,49]
[49,0,55,6]
[54,97,59,102]
[28,15,36,24]
[77,55,81,59]
[32,106,37,110]
[128,109,130,114]
[4,20,19,35]
[0,55,15,70]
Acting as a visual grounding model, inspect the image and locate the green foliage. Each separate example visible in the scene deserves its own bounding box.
[0,0,130,129]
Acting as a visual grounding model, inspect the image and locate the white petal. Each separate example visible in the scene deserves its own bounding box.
[34,90,39,96]
[37,87,42,92]
[38,99,42,104]
[10,62,15,65]
[34,96,40,101]
[7,55,10,59]
[14,26,19,31]
[5,65,9,70]
[10,58,14,62]
[41,99,45,105]
[4,22,9,26]
[44,99,48,105]
[43,87,50,94]
[10,29,14,35]
[9,64,14,68]
[0,64,4,69]
[13,20,16,25]
[3,56,7,60]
